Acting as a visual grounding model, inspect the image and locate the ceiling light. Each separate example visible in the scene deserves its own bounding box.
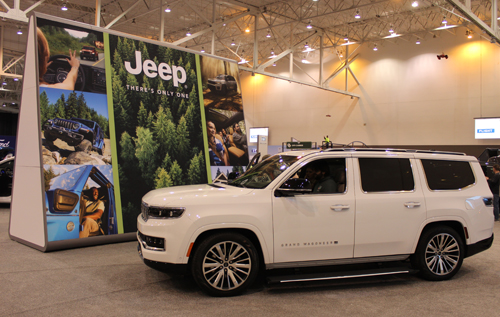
[165,5,171,13]
[338,51,343,58]
[304,42,309,48]
[466,30,473,39]
[373,44,378,51]
[132,18,136,24]
[344,35,349,41]
[61,2,68,11]
[301,55,309,63]
[442,16,447,24]
[245,27,250,33]
[186,29,191,36]
[383,33,402,39]
[13,78,19,82]
[355,10,360,19]
[389,25,394,33]
[268,49,276,58]
[307,21,312,29]
[412,1,418,7]
[266,30,271,38]
[2,80,7,86]
[221,17,226,26]
[272,62,276,66]
[313,0,319,2]
[231,40,235,46]
[201,47,205,53]
[416,38,421,44]
[17,27,22,35]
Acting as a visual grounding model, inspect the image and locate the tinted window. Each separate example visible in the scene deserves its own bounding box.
[283,158,346,194]
[421,160,475,190]
[359,158,414,192]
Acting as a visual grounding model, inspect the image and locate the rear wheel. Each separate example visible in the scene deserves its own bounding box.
[412,226,464,281]
[191,232,259,297]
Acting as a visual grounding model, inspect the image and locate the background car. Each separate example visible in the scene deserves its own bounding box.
[0,155,14,203]
[207,74,238,93]
[79,46,99,61]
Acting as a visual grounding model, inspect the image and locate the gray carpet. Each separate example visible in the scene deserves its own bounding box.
[1,204,499,316]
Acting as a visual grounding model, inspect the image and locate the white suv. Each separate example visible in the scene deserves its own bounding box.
[137,148,494,296]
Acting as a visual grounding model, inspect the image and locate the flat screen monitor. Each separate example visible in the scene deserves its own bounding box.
[475,117,500,139]
[249,127,269,143]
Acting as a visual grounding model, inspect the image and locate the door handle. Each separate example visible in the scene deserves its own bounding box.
[331,204,350,211]
[404,202,421,208]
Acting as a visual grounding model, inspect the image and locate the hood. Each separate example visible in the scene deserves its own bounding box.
[142,183,255,207]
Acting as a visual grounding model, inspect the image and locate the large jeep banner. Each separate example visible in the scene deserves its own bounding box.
[9,15,247,249]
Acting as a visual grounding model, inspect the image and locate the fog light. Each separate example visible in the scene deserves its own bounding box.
[67,221,75,232]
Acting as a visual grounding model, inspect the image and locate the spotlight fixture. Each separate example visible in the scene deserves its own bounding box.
[201,47,205,53]
[186,29,191,36]
[266,30,271,38]
[373,44,378,51]
[231,39,235,46]
[61,2,68,11]
[354,10,360,19]
[17,27,22,35]
[416,38,421,44]
[165,5,171,13]
[306,21,313,29]
[412,1,418,7]
[442,16,447,24]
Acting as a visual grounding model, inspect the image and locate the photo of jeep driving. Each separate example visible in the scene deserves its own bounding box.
[43,117,105,155]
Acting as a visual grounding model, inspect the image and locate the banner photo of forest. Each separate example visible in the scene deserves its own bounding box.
[108,35,208,232]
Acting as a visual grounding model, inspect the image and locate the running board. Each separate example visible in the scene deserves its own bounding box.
[267,267,416,284]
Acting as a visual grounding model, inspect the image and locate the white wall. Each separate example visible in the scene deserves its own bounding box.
[241,28,500,147]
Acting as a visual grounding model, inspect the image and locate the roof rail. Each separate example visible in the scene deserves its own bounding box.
[324,148,466,155]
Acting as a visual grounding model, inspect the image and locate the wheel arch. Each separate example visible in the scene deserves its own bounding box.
[415,220,467,253]
[187,227,267,272]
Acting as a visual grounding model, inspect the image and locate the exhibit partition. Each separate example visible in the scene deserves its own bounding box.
[9,14,249,251]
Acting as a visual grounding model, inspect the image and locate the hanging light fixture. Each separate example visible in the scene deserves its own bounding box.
[373,44,378,51]
[354,10,360,19]
[165,5,171,13]
[61,2,68,11]
[231,39,236,46]
[245,26,250,33]
[201,47,205,53]
[269,49,276,58]
[442,16,447,24]
[466,30,473,39]
[17,27,22,35]
[304,42,309,48]
[307,21,313,29]
[132,18,136,24]
[412,1,418,7]
[221,17,226,26]
[186,28,192,36]
[344,35,349,42]
[266,30,271,38]
[238,50,247,64]
[272,62,277,67]
[389,25,394,33]
[416,38,421,44]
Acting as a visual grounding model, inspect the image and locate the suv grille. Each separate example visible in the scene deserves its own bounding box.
[54,119,79,130]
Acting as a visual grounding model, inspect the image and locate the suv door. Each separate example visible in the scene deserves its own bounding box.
[272,156,355,263]
[352,154,426,257]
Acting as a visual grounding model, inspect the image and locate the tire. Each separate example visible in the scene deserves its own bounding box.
[76,140,92,153]
[191,232,259,297]
[412,226,464,281]
[44,133,56,143]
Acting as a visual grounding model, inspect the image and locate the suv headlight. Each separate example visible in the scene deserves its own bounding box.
[141,202,185,221]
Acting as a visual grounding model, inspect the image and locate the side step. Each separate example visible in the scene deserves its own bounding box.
[267,267,416,285]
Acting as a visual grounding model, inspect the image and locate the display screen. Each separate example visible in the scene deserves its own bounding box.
[475,118,500,139]
[249,127,269,143]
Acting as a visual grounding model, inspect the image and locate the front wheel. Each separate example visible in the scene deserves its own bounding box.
[191,232,259,297]
[412,226,464,281]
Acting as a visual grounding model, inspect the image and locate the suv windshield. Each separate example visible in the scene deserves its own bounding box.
[229,155,300,189]
[49,166,86,190]
[83,46,95,50]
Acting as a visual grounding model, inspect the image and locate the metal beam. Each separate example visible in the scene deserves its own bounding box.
[323,54,360,86]
[239,67,360,99]
[446,0,500,42]
[104,0,141,29]
[23,0,46,14]
[95,0,101,27]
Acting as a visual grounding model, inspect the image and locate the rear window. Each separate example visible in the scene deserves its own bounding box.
[359,158,414,192]
[421,159,475,190]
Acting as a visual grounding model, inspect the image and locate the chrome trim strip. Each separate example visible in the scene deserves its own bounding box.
[266,254,410,270]
[278,270,411,283]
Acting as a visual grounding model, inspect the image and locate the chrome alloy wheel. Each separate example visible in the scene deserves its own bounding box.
[425,233,460,275]
[202,241,252,291]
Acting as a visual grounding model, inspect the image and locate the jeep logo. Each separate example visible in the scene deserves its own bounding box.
[124,51,187,87]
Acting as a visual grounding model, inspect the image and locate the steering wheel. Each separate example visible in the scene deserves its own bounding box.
[44,55,85,91]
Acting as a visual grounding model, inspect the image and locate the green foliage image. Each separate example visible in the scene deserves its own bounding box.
[109,35,207,232]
